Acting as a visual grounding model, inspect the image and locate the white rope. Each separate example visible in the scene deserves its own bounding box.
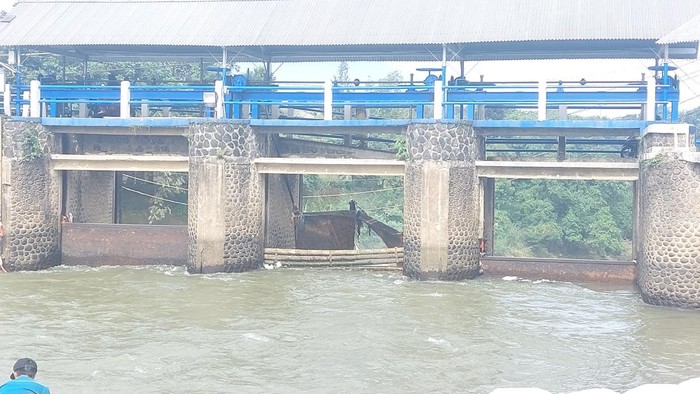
[122,186,188,206]
[122,173,188,191]
[303,186,402,199]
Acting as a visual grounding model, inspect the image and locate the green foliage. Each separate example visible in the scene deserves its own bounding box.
[642,153,665,170]
[21,125,45,162]
[371,70,412,120]
[18,51,270,86]
[302,175,404,248]
[394,137,407,160]
[681,106,700,128]
[242,65,274,83]
[120,172,187,225]
[494,179,632,259]
[147,172,188,224]
[334,61,349,82]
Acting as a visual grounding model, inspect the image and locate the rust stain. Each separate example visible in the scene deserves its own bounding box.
[62,223,187,266]
[480,257,636,283]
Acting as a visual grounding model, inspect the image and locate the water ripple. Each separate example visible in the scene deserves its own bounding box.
[1,266,699,393]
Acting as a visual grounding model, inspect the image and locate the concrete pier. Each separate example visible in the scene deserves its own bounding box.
[637,123,700,308]
[1,120,61,270]
[403,122,482,280]
[187,123,265,273]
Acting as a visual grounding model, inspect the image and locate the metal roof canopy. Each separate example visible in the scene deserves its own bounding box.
[658,14,700,45]
[0,0,699,62]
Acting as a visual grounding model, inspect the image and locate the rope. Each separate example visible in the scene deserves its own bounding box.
[303,186,402,199]
[122,186,188,206]
[122,173,188,191]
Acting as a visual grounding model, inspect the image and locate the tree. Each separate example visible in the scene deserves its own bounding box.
[681,106,700,128]
[494,179,632,259]
[334,61,349,82]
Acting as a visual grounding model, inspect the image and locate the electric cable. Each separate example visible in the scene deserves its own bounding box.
[122,186,188,206]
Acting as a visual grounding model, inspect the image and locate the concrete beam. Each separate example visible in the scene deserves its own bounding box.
[475,160,639,180]
[39,116,190,135]
[473,120,646,137]
[256,125,407,135]
[275,137,397,159]
[475,127,639,137]
[251,119,409,135]
[254,158,638,180]
[47,125,187,136]
[51,154,188,172]
[253,157,405,176]
[50,154,638,180]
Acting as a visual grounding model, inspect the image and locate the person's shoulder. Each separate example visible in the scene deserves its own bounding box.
[31,380,50,393]
[0,379,49,394]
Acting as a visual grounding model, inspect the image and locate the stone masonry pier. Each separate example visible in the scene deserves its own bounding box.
[187,123,265,273]
[403,122,482,280]
[637,123,700,308]
[1,120,61,270]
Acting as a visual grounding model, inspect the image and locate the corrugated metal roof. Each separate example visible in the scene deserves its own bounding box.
[0,0,699,60]
[658,13,700,45]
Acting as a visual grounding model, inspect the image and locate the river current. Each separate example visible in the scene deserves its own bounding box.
[1,266,699,393]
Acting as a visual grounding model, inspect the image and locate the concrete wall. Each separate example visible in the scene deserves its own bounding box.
[403,122,482,280]
[62,223,187,266]
[188,123,265,273]
[1,119,61,271]
[638,123,700,308]
[72,134,188,155]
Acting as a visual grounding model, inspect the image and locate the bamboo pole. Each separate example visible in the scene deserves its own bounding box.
[264,247,403,256]
[275,259,402,267]
[264,253,403,261]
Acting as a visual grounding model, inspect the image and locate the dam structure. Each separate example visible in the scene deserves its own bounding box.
[0,0,700,308]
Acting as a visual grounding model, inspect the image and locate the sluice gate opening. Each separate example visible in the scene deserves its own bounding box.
[264,169,405,269]
[273,207,404,269]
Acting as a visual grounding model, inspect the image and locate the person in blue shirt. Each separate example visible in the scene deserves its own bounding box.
[0,358,50,394]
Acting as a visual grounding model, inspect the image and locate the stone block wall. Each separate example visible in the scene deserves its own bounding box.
[65,171,115,223]
[265,173,299,248]
[1,120,61,271]
[403,122,482,280]
[223,163,264,271]
[187,123,265,273]
[638,124,700,308]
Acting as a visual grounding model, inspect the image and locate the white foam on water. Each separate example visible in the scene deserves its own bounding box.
[427,337,451,348]
[242,333,270,342]
[533,279,557,284]
[134,366,147,374]
[502,276,519,281]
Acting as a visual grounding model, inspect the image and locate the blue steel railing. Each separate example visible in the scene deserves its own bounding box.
[7,78,680,122]
[40,85,120,117]
[444,81,677,120]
